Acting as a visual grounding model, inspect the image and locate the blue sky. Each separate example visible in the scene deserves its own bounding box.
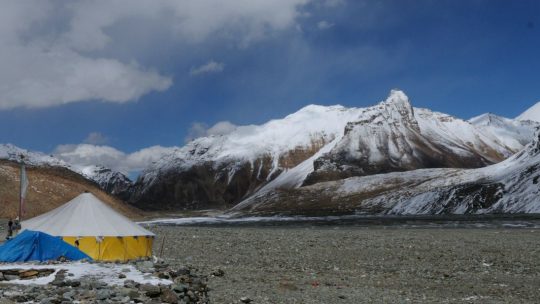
[0,0,539,174]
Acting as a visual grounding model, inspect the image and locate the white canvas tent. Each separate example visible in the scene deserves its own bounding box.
[22,192,154,261]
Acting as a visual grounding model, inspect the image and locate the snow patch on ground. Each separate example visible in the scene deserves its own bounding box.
[139,215,367,226]
[0,262,171,286]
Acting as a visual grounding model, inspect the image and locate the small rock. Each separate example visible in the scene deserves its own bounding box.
[176,266,190,276]
[140,284,161,298]
[3,275,19,281]
[96,289,112,301]
[78,290,96,300]
[62,291,76,301]
[158,272,170,279]
[172,283,188,293]
[19,270,39,278]
[240,296,252,303]
[67,280,81,287]
[40,298,62,304]
[127,290,140,300]
[10,294,28,303]
[123,279,137,288]
[118,273,127,279]
[211,268,225,277]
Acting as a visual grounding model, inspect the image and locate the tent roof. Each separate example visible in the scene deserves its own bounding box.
[22,193,154,237]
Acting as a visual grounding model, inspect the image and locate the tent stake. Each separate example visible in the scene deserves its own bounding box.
[159,235,166,259]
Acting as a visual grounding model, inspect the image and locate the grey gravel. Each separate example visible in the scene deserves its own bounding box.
[151,226,540,303]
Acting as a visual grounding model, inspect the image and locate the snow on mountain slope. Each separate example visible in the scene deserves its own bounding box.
[304,90,529,185]
[469,113,538,151]
[79,165,133,199]
[516,101,540,122]
[133,89,538,211]
[130,104,367,209]
[0,144,131,197]
[232,128,540,215]
[140,104,363,180]
[0,144,70,167]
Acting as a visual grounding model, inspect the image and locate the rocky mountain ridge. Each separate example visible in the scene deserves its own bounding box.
[232,127,540,215]
[129,90,539,211]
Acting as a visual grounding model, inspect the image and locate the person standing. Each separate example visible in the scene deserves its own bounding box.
[7,219,13,239]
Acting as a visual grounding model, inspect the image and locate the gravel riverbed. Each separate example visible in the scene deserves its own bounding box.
[1,219,539,303]
[150,225,540,304]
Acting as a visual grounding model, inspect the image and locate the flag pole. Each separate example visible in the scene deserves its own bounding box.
[19,155,25,222]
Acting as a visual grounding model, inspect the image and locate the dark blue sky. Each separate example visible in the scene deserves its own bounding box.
[1,0,539,154]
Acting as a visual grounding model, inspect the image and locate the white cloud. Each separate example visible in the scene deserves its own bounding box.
[0,0,310,110]
[317,20,334,30]
[0,2,172,110]
[124,146,178,172]
[83,132,109,145]
[185,120,238,142]
[190,61,225,76]
[53,144,177,175]
[185,122,210,143]
[207,121,237,136]
[53,144,126,171]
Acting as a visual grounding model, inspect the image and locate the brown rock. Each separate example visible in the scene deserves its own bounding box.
[160,289,178,303]
[19,270,39,278]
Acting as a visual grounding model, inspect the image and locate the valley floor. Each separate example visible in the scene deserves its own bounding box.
[151,225,540,304]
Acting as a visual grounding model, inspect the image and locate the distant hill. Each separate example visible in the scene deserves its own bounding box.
[0,159,142,219]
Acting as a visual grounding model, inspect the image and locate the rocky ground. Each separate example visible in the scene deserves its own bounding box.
[0,260,209,303]
[152,225,540,304]
[1,221,540,303]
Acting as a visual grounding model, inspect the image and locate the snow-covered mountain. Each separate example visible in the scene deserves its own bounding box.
[79,165,133,199]
[4,90,538,215]
[129,103,362,210]
[0,144,70,167]
[303,91,529,185]
[232,127,540,215]
[469,113,536,151]
[516,101,540,122]
[131,90,538,211]
[0,144,132,197]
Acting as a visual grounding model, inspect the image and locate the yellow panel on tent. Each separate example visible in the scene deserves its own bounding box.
[63,236,154,261]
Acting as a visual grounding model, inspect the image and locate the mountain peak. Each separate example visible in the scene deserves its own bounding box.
[377,89,416,124]
[381,89,413,113]
[294,104,347,115]
[384,89,410,105]
[517,101,540,123]
[469,113,506,126]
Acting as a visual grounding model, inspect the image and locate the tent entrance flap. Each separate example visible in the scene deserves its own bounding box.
[62,236,153,261]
